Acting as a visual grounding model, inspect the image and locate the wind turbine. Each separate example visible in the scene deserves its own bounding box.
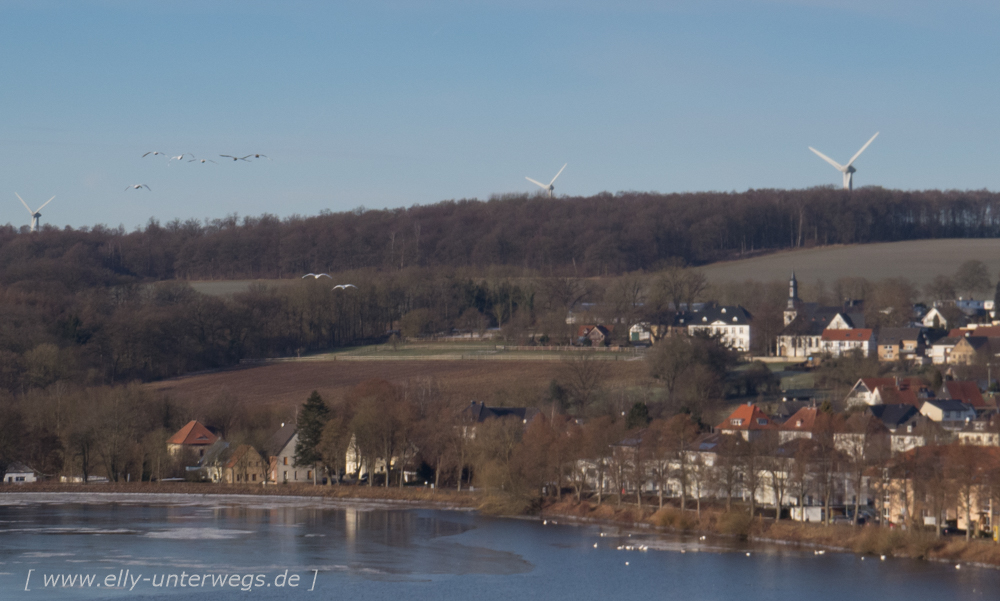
[15,193,54,233]
[526,163,567,198]
[809,132,879,191]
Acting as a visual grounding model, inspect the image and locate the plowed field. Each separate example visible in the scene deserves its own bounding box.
[147,358,648,409]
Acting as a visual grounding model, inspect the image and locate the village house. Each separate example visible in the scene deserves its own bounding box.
[267,423,318,484]
[890,415,945,454]
[844,377,931,408]
[716,403,774,441]
[919,399,977,429]
[942,380,987,410]
[578,324,613,346]
[875,327,926,363]
[921,306,949,329]
[186,440,229,482]
[819,328,875,358]
[928,336,960,365]
[3,462,38,484]
[948,336,994,366]
[956,418,1000,446]
[676,305,752,352]
[777,407,819,444]
[166,420,219,457]
[223,444,267,484]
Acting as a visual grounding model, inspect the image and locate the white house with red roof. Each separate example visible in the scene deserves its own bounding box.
[716,403,774,441]
[819,328,875,358]
[167,420,219,457]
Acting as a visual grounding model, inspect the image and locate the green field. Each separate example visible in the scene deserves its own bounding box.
[700,239,1000,288]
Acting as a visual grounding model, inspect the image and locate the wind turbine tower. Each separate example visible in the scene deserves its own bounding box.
[526,163,567,198]
[16,193,55,233]
[809,132,879,191]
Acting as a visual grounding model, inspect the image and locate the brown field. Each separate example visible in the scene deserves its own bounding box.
[701,239,1000,288]
[147,358,648,410]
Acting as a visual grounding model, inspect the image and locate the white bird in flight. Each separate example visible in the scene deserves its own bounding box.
[302,273,332,279]
[220,155,250,162]
[190,158,217,164]
[168,154,193,164]
[142,151,167,158]
[332,284,357,290]
[126,184,151,191]
[246,153,270,161]
[526,163,567,198]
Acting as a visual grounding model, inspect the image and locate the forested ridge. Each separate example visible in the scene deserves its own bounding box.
[3,187,999,284]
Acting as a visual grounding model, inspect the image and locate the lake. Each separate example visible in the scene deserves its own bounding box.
[0,493,995,600]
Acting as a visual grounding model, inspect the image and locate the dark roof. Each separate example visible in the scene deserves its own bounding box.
[266,422,297,457]
[464,402,541,424]
[197,440,231,467]
[867,404,920,430]
[923,399,975,413]
[779,313,829,336]
[675,305,752,327]
[877,327,923,345]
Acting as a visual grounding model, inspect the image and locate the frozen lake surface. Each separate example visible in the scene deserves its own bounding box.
[0,493,996,600]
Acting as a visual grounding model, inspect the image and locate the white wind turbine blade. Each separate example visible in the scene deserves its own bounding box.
[548,163,568,187]
[845,132,879,168]
[808,147,844,171]
[35,196,55,212]
[15,193,33,215]
[525,177,548,189]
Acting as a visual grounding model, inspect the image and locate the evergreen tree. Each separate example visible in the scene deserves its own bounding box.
[626,402,650,430]
[295,391,330,482]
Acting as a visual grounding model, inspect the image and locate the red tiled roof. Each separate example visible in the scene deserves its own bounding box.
[878,386,921,407]
[779,407,818,432]
[717,404,774,431]
[945,381,985,408]
[167,420,218,446]
[821,329,873,341]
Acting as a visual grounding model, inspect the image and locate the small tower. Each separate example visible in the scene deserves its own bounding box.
[784,271,801,326]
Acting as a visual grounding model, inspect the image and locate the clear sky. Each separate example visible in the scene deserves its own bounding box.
[2,0,999,231]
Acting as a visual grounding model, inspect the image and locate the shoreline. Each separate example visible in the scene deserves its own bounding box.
[536,498,1000,569]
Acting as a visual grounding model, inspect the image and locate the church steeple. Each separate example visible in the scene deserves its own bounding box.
[784,270,801,326]
[787,270,799,309]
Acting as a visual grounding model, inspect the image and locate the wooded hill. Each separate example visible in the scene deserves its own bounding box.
[3,187,1000,285]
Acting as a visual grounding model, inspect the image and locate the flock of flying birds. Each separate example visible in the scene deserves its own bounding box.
[127,151,271,191]
[302,273,356,291]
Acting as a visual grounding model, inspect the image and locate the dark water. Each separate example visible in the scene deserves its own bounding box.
[0,493,996,600]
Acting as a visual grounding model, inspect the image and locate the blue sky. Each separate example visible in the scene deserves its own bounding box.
[2,0,999,230]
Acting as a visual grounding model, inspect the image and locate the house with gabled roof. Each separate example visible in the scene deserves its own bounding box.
[876,327,926,363]
[943,381,986,410]
[224,444,266,485]
[678,305,752,352]
[266,422,318,484]
[167,420,219,457]
[4,462,38,484]
[716,403,774,441]
[866,403,920,432]
[777,407,819,444]
[820,328,875,358]
[844,377,896,406]
[919,400,977,429]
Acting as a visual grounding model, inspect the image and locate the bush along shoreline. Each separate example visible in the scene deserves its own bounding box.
[535,498,1000,568]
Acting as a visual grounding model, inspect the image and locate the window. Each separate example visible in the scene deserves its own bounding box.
[307,470,313,480]
[283,457,288,465]
[731,418,743,426]
[757,418,767,425]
